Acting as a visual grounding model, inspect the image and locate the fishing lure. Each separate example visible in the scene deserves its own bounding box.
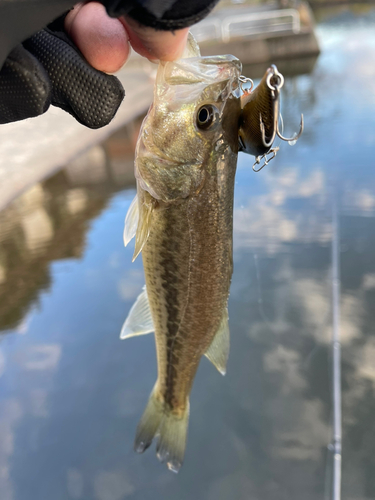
[238,64,303,171]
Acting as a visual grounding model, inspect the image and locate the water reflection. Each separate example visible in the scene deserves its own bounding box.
[1,7,375,499]
[0,120,141,332]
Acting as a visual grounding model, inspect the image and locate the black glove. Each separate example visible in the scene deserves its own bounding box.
[0,0,219,128]
[0,16,125,128]
[103,0,220,30]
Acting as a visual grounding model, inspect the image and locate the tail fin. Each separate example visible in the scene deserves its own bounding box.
[134,387,190,473]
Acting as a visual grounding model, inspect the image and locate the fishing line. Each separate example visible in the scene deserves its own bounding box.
[330,184,342,500]
[253,253,273,327]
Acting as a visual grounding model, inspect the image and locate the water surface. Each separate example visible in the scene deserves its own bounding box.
[1,7,375,499]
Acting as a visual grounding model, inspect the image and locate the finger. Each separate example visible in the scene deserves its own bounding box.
[65,2,130,73]
[23,29,125,128]
[120,16,189,62]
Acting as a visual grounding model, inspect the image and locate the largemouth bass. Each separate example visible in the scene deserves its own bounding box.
[121,35,302,473]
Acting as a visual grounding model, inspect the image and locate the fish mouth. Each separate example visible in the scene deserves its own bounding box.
[237,65,304,170]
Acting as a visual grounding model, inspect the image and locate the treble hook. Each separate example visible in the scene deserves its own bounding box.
[260,113,277,149]
[239,64,303,160]
[259,65,283,149]
[276,114,304,143]
[253,147,279,172]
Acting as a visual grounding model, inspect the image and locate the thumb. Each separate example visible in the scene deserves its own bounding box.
[120,16,189,62]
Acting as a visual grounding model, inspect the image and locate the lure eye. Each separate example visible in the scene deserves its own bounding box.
[196,105,218,130]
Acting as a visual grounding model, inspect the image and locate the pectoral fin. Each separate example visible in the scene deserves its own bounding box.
[204,309,230,375]
[120,287,154,339]
[123,195,139,247]
[133,200,153,262]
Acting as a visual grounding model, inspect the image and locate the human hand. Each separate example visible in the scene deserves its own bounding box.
[0,0,202,128]
[64,2,189,73]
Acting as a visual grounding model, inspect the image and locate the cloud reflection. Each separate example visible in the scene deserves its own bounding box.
[117,269,145,302]
[67,468,84,499]
[93,471,135,500]
[234,167,329,253]
[0,399,23,500]
[16,344,61,371]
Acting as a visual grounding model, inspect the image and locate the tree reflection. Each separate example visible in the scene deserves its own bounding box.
[0,119,142,332]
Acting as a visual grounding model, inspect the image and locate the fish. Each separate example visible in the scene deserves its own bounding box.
[121,35,302,473]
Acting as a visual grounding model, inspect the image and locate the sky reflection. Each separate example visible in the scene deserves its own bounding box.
[1,6,375,499]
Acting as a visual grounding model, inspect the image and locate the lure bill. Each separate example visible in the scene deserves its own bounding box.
[121,34,303,472]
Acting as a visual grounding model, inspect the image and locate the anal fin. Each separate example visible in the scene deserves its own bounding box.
[120,286,154,339]
[204,309,230,375]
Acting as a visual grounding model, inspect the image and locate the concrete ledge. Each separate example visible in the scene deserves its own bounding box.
[198,2,320,64]
[0,57,155,212]
[201,30,320,64]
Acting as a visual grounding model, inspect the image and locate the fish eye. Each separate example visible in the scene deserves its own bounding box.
[196,105,218,130]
